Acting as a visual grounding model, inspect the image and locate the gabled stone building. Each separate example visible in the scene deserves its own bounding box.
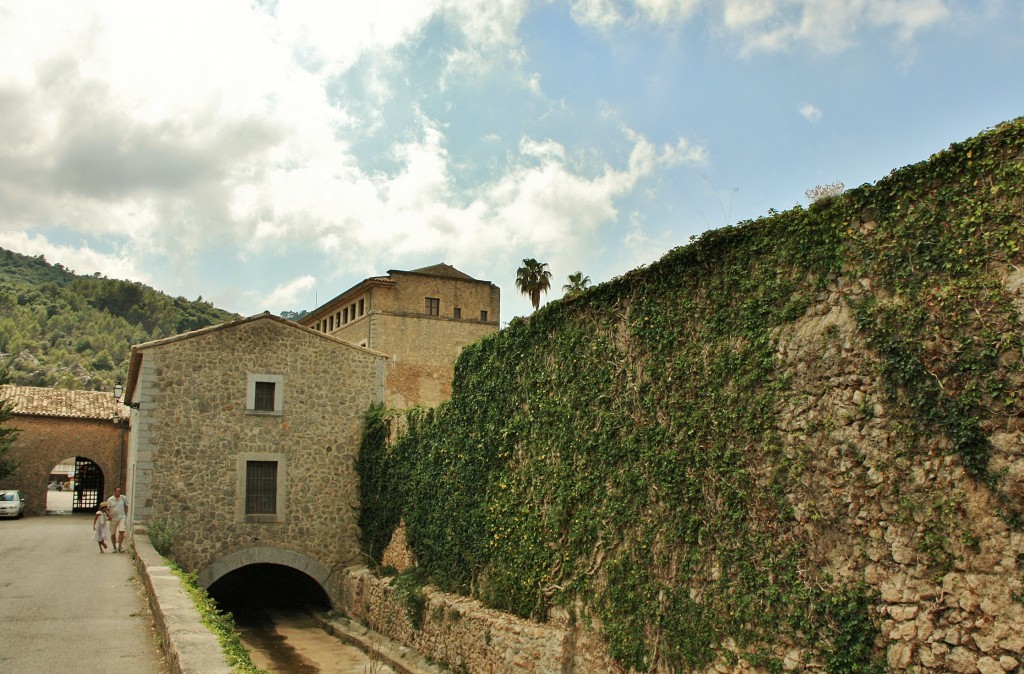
[121,313,386,592]
[299,263,500,408]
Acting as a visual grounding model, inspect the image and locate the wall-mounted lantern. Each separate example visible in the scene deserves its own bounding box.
[113,381,140,409]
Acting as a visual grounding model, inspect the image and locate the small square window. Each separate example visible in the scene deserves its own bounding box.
[247,374,284,415]
[454,307,462,319]
[480,310,488,321]
[425,297,440,316]
[245,461,278,514]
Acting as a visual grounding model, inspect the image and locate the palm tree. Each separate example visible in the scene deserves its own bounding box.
[562,271,591,298]
[515,258,552,311]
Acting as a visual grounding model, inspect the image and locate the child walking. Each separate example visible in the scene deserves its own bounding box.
[93,502,110,553]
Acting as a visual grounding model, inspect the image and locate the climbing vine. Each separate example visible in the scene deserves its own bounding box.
[357,117,1024,671]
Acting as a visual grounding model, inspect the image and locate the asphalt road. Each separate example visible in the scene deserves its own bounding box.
[0,514,167,674]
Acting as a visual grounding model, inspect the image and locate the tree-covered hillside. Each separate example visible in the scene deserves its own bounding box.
[0,248,241,390]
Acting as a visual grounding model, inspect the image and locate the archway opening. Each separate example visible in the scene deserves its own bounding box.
[45,456,105,514]
[208,563,333,672]
[208,563,331,620]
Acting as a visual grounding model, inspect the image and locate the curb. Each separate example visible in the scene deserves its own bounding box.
[133,536,234,674]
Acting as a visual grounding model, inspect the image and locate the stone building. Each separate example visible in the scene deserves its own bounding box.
[0,385,124,516]
[299,263,500,408]
[120,313,386,593]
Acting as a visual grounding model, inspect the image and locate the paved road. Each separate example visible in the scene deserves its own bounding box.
[0,514,167,674]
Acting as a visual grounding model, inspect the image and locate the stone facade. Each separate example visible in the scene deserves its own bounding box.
[122,314,386,593]
[300,263,500,408]
[0,385,124,517]
[762,262,1024,674]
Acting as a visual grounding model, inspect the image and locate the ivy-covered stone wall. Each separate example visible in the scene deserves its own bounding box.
[357,118,1024,673]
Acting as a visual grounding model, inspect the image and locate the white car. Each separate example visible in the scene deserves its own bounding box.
[0,490,26,518]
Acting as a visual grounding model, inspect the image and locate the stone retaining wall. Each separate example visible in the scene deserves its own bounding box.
[335,567,626,674]
[340,264,1024,673]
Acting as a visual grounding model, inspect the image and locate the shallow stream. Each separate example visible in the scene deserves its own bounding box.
[235,608,395,674]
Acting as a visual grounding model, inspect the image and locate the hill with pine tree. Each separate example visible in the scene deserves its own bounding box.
[0,247,241,391]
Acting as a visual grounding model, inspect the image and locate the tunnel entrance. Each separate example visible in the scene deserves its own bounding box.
[208,562,331,618]
[207,563,336,673]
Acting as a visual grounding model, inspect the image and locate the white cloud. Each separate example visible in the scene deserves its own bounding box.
[722,0,953,56]
[562,0,953,55]
[799,102,823,122]
[634,0,703,24]
[256,274,318,313]
[723,0,776,28]
[571,0,623,29]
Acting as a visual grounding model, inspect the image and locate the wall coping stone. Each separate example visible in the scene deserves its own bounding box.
[133,535,234,674]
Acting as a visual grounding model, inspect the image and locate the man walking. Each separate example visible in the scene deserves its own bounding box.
[106,486,128,553]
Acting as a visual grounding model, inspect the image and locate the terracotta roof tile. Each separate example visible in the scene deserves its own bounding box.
[0,385,120,421]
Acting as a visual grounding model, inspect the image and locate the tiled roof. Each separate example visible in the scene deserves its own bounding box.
[0,385,121,420]
[405,263,476,280]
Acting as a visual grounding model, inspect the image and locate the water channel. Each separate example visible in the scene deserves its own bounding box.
[211,562,395,674]
[235,607,395,674]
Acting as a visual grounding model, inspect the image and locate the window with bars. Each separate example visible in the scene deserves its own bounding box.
[254,382,276,411]
[247,373,283,415]
[480,310,488,321]
[245,461,278,514]
[454,307,462,319]
[425,297,440,316]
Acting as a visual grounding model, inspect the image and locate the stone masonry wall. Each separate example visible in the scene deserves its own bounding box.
[1,415,124,516]
[341,262,1024,674]
[765,264,1024,673]
[376,311,496,408]
[324,272,499,409]
[336,567,573,674]
[129,317,385,588]
[385,271,500,323]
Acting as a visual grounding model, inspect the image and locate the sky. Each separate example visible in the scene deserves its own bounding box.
[1,1,1022,323]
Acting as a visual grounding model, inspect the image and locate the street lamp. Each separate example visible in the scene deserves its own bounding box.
[113,381,140,409]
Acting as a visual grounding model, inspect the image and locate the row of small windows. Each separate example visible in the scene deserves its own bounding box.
[316,296,490,329]
[316,298,366,332]
[425,297,487,321]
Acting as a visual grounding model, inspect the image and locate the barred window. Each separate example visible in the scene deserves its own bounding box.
[454,307,462,319]
[254,382,276,411]
[480,310,488,321]
[245,461,278,514]
[425,297,440,316]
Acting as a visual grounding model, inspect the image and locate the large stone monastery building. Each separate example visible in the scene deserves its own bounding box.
[299,263,500,408]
